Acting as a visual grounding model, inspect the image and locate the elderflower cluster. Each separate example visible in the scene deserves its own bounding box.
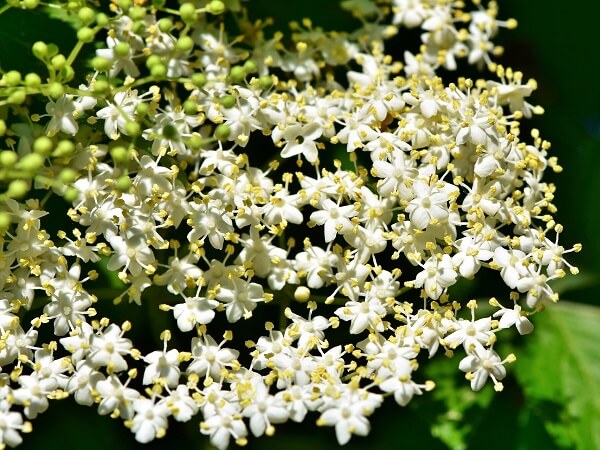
[0,0,581,448]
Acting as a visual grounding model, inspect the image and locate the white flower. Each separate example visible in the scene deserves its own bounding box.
[494,303,534,335]
[414,254,457,300]
[130,398,171,443]
[187,334,239,380]
[459,347,510,391]
[274,122,322,163]
[172,296,219,332]
[45,95,78,136]
[310,199,358,242]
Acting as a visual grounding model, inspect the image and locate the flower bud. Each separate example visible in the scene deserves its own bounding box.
[59,168,78,184]
[110,146,130,164]
[118,0,132,12]
[0,150,18,167]
[78,6,95,25]
[0,120,6,136]
[50,54,66,71]
[150,64,167,79]
[125,121,141,137]
[135,102,150,117]
[0,212,11,232]
[8,90,26,105]
[32,41,48,59]
[48,81,64,99]
[6,179,29,199]
[243,60,257,74]
[77,27,96,43]
[52,140,75,158]
[114,42,130,58]
[25,72,42,88]
[22,0,40,9]
[214,124,231,141]
[229,65,246,84]
[184,99,197,115]
[92,56,112,72]
[16,153,44,172]
[192,73,207,88]
[93,79,110,95]
[258,75,273,90]
[206,0,225,15]
[4,70,22,87]
[219,95,236,109]
[179,3,197,23]
[176,36,194,52]
[129,6,146,20]
[146,54,162,69]
[33,136,54,156]
[158,18,173,32]
[96,12,109,27]
[63,186,78,203]
[116,175,132,191]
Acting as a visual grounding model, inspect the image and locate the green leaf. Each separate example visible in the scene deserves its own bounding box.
[514,301,600,449]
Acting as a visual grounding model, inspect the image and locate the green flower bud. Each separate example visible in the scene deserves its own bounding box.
[219,95,236,109]
[116,175,132,191]
[5,70,22,87]
[60,66,75,82]
[22,0,40,9]
[51,54,66,71]
[58,168,78,184]
[8,90,26,105]
[78,6,95,25]
[157,18,173,32]
[0,212,11,232]
[63,186,78,203]
[135,102,150,117]
[187,133,202,150]
[96,12,109,27]
[67,1,78,11]
[129,6,146,20]
[16,153,44,172]
[33,136,54,156]
[258,75,273,90]
[32,41,48,59]
[25,72,42,88]
[229,65,246,84]
[150,64,167,79]
[0,151,18,167]
[118,0,132,12]
[243,60,257,74]
[48,81,64,99]
[176,36,194,52]
[146,54,162,69]
[206,0,225,15]
[192,73,207,88]
[52,140,75,157]
[114,42,130,58]
[214,124,231,141]
[179,3,197,23]
[6,179,29,199]
[0,120,6,136]
[110,146,130,164]
[77,27,96,43]
[125,121,141,137]
[184,99,197,115]
[92,56,112,72]
[93,79,110,95]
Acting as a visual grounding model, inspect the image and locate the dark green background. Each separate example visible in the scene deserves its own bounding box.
[1,1,599,449]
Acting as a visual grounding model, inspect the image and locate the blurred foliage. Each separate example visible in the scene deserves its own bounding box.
[1,0,599,449]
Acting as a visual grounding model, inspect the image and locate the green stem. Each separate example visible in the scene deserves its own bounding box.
[65,39,85,68]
